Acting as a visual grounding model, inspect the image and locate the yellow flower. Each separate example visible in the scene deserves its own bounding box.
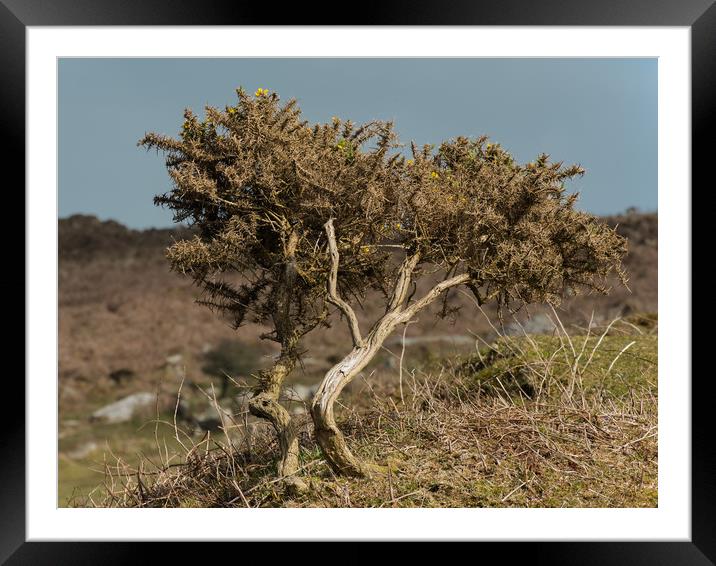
[255,88,269,97]
[431,171,439,179]
[406,159,413,166]
[227,107,237,115]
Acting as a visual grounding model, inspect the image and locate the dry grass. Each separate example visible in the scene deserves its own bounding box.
[81,310,657,509]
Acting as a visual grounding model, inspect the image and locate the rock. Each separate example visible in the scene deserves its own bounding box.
[166,354,183,366]
[387,334,475,347]
[90,392,155,424]
[67,441,99,459]
[504,314,556,336]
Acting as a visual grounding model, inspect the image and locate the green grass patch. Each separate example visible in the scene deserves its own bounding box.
[59,414,189,507]
[68,321,659,509]
[461,334,657,399]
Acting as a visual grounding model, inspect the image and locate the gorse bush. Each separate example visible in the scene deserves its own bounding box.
[141,87,626,484]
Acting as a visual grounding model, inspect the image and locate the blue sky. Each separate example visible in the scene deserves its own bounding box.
[59,58,657,229]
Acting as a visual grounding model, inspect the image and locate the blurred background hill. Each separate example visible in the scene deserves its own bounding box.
[59,210,656,390]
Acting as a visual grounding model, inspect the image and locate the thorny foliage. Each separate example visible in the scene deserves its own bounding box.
[140,88,626,346]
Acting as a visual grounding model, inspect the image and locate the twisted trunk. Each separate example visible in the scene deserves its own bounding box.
[249,352,304,489]
[248,229,306,492]
[313,218,471,476]
[311,314,401,476]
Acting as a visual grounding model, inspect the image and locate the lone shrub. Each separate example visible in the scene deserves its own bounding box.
[142,87,626,480]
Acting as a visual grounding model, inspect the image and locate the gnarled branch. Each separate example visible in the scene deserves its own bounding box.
[398,272,471,324]
[387,252,421,312]
[324,218,364,347]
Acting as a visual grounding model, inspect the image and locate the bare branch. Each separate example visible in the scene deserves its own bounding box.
[397,272,471,324]
[324,218,364,347]
[387,252,421,312]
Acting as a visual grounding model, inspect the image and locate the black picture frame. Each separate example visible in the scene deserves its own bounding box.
[7,0,706,561]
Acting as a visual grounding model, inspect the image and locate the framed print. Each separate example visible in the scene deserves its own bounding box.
[8,0,709,561]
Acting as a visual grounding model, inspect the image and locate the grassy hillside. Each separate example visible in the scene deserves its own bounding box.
[66,316,657,509]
